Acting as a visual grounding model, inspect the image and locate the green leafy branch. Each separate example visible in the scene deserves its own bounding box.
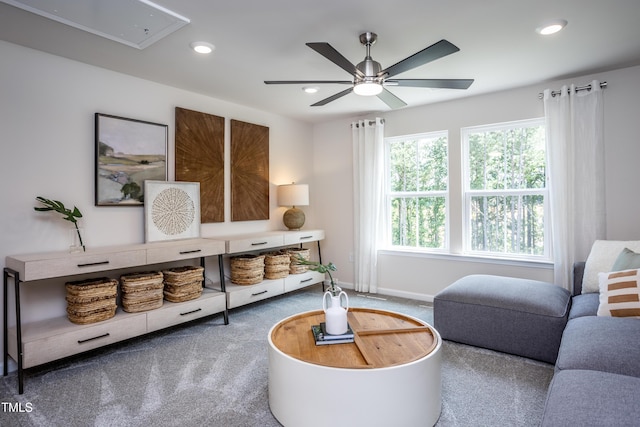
[34,196,85,252]
[295,255,339,295]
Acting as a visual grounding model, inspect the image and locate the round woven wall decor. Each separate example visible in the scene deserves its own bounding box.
[151,187,195,236]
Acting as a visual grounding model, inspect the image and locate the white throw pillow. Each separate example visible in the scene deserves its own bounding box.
[582,240,640,294]
[598,269,640,317]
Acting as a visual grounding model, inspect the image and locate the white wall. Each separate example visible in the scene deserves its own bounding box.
[313,64,640,300]
[0,41,315,337]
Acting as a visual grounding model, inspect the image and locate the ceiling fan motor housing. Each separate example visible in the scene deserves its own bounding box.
[356,58,382,81]
[357,32,382,82]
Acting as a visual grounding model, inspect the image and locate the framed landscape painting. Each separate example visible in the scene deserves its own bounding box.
[95,113,168,206]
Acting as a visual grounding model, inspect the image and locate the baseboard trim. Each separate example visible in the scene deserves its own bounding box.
[336,281,434,303]
[375,287,435,303]
[1,359,17,374]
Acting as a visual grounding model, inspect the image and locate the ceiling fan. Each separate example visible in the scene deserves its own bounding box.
[265,32,474,109]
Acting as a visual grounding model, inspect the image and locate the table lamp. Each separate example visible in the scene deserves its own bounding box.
[277,183,309,230]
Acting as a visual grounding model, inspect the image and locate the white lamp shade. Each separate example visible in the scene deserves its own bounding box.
[278,184,309,207]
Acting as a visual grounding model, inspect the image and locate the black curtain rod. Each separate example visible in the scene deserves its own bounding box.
[538,81,607,99]
[352,118,385,128]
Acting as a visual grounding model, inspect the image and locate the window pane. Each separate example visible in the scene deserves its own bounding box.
[391,196,446,249]
[468,125,545,191]
[469,194,545,255]
[389,136,447,193]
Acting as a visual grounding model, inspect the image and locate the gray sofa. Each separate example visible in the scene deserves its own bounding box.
[540,263,640,426]
[433,264,640,426]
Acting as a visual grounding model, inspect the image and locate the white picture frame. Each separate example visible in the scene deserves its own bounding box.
[144,180,201,242]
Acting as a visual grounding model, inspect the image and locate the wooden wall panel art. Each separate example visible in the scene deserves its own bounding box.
[175,107,224,223]
[230,119,269,221]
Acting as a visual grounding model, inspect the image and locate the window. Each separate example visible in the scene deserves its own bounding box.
[385,132,448,250]
[462,119,547,258]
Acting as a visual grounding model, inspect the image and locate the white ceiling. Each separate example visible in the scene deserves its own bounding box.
[2,0,640,124]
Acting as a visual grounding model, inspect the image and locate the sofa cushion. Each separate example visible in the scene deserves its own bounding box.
[598,269,640,317]
[541,369,640,427]
[583,240,640,294]
[556,316,640,377]
[611,247,640,272]
[569,293,599,319]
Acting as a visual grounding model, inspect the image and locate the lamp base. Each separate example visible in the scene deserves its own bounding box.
[283,207,305,230]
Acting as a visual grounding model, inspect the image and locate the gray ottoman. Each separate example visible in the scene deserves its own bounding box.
[434,274,571,364]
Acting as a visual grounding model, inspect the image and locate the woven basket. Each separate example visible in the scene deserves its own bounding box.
[162,266,204,302]
[65,278,117,324]
[164,280,203,302]
[121,298,163,313]
[286,248,310,274]
[262,251,290,279]
[230,254,265,285]
[65,277,118,303]
[162,266,204,284]
[120,271,165,313]
[121,271,164,290]
[67,306,117,324]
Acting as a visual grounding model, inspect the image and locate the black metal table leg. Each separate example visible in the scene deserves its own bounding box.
[218,254,229,325]
[3,268,9,377]
[317,241,325,292]
[3,268,23,394]
[14,272,23,394]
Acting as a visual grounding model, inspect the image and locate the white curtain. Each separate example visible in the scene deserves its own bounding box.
[352,118,385,293]
[544,80,605,290]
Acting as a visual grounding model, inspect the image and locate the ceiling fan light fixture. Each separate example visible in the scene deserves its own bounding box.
[536,19,568,35]
[302,86,319,94]
[353,81,383,96]
[190,41,215,54]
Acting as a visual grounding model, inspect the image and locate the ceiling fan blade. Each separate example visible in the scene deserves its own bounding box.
[311,88,353,106]
[306,42,363,77]
[387,78,474,89]
[377,88,407,109]
[380,39,460,78]
[264,80,352,85]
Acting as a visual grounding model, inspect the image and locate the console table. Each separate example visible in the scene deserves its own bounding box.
[3,229,326,394]
[3,238,227,394]
[213,229,325,309]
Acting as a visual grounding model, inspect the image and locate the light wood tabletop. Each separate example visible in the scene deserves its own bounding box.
[270,307,437,369]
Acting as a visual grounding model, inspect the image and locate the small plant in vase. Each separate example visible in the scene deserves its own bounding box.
[296,255,349,335]
[295,255,340,295]
[34,196,85,252]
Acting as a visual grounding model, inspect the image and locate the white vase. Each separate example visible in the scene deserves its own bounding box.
[322,290,349,335]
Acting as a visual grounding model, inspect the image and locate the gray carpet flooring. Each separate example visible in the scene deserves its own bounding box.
[0,285,554,426]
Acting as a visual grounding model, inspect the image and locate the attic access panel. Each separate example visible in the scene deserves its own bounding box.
[1,0,189,49]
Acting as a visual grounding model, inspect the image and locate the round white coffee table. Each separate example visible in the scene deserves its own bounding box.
[268,308,442,427]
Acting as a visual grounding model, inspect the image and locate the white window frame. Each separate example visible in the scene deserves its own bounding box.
[384,131,450,252]
[461,118,550,260]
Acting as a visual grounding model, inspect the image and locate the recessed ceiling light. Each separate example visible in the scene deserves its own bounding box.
[190,41,215,54]
[536,19,568,35]
[302,86,318,94]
